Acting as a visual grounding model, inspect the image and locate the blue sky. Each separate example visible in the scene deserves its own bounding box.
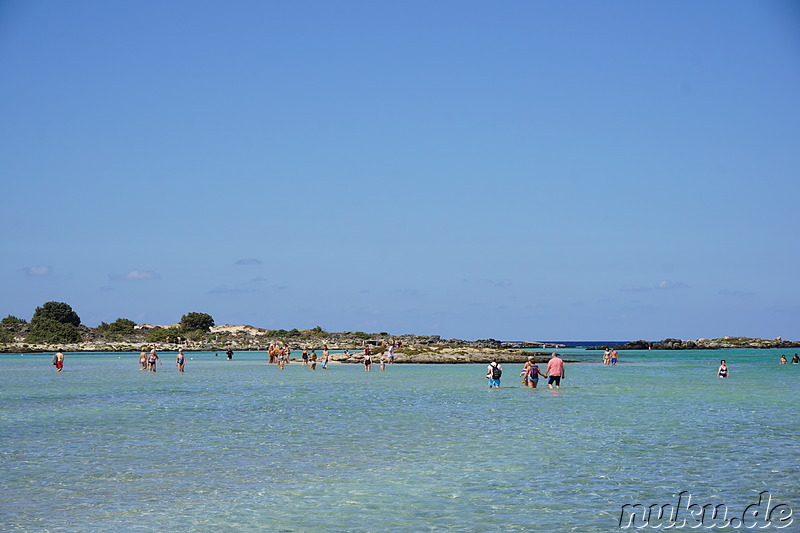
[2,1,799,341]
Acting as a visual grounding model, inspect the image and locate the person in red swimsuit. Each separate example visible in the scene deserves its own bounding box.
[54,350,64,372]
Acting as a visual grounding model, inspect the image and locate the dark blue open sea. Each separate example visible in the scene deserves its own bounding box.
[1,349,798,532]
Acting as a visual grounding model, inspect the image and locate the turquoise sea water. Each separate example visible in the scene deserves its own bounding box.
[1,349,798,532]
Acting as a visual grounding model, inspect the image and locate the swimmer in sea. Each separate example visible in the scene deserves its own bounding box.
[780,355,787,365]
[718,360,728,378]
[176,348,186,372]
[54,350,65,373]
[522,357,542,388]
[363,345,372,372]
[139,350,148,370]
[278,346,287,370]
[148,349,161,372]
[792,354,799,365]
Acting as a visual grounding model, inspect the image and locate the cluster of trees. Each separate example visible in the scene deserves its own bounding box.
[1,303,349,346]
[96,318,136,336]
[266,328,302,338]
[26,301,82,344]
[0,302,216,345]
[144,312,215,343]
[0,315,26,343]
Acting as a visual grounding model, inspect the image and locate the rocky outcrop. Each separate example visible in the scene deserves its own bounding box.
[330,347,574,364]
[598,337,800,350]
[3,322,796,355]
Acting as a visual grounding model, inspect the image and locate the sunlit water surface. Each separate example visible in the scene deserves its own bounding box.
[1,349,798,532]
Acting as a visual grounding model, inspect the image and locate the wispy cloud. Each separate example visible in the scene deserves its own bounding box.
[393,288,420,296]
[209,286,256,294]
[110,270,161,281]
[657,280,689,290]
[621,280,689,292]
[249,278,287,291]
[23,265,51,277]
[720,288,756,298]
[620,285,653,293]
[235,258,262,265]
[486,279,512,287]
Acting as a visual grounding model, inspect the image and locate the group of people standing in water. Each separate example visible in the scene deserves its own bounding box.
[130,341,401,373]
[136,348,186,372]
[486,352,567,389]
[296,345,329,370]
[362,340,398,371]
[602,348,619,366]
[717,353,799,378]
[53,346,800,378]
[267,340,397,372]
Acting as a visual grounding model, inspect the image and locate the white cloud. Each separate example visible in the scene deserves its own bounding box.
[23,265,51,277]
[111,270,161,281]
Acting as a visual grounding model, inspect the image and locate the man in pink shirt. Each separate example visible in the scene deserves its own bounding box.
[546,352,565,389]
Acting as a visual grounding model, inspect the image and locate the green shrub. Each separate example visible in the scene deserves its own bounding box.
[180,312,214,332]
[1,315,27,326]
[32,302,81,327]
[183,329,204,341]
[26,318,80,344]
[97,318,136,335]
[0,328,14,343]
[145,327,176,343]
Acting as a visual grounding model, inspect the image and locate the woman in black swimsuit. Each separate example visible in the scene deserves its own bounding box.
[148,349,161,372]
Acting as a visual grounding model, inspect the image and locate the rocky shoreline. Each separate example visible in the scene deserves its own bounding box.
[593,337,800,350]
[2,322,797,362]
[0,324,576,364]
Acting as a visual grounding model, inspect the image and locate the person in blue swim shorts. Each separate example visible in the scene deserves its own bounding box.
[486,358,502,388]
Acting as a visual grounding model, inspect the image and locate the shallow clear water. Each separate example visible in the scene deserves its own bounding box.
[1,349,798,532]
